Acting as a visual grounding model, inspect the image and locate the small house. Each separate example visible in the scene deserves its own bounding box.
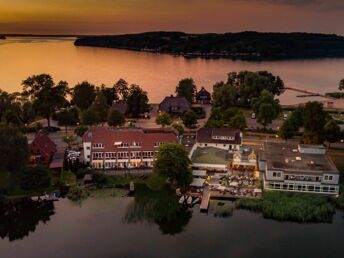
[196,87,211,104]
[29,133,57,165]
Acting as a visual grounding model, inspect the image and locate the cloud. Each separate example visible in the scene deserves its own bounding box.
[236,0,344,10]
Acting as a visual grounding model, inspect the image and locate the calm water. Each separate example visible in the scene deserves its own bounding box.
[1,194,344,258]
[1,37,344,104]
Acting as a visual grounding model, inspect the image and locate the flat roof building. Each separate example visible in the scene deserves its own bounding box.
[260,142,339,195]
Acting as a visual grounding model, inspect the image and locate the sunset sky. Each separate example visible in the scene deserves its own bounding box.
[1,0,344,35]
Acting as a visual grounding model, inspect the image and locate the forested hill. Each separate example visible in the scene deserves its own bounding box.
[74,31,344,60]
[0,35,6,39]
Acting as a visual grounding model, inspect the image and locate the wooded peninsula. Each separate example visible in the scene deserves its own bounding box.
[74,31,344,60]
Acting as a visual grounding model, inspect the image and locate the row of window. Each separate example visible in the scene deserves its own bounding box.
[266,182,338,193]
[92,142,167,149]
[272,172,334,182]
[92,151,157,160]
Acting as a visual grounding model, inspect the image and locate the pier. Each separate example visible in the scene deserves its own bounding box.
[285,87,334,99]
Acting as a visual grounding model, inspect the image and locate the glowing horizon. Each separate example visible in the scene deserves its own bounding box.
[1,0,344,35]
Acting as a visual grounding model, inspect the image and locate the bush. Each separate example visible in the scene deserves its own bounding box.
[67,184,89,202]
[74,126,88,137]
[59,170,77,187]
[235,198,262,212]
[21,165,52,191]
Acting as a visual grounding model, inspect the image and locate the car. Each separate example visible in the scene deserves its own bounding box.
[251,113,256,119]
[283,114,288,120]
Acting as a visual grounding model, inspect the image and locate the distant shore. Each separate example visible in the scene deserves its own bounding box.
[74,31,344,61]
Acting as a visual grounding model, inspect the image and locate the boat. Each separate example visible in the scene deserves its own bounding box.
[187,196,193,205]
[179,196,185,204]
[192,197,200,205]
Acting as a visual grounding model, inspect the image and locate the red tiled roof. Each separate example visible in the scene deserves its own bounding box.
[30,133,57,161]
[82,127,178,152]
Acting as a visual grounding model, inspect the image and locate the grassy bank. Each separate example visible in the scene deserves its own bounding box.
[235,191,335,222]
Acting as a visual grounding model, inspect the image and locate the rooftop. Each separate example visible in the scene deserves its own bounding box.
[191,146,232,165]
[196,127,242,145]
[263,142,339,175]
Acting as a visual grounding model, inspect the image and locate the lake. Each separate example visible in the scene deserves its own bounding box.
[1,37,344,105]
[1,192,344,258]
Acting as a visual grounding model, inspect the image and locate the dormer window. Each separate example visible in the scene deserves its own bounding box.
[212,135,234,141]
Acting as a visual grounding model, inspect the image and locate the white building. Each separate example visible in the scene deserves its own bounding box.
[260,142,340,195]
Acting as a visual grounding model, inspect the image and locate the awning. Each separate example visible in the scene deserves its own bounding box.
[190,178,205,187]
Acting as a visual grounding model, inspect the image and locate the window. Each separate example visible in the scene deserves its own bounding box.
[119,142,130,148]
[118,152,129,159]
[324,175,333,181]
[86,146,90,150]
[92,152,104,160]
[272,172,281,178]
[92,143,104,149]
[105,152,116,159]
[131,142,142,148]
[154,142,165,148]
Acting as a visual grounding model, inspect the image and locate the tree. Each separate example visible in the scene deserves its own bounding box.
[181,111,197,128]
[175,78,197,103]
[278,119,296,140]
[81,108,98,126]
[172,123,184,135]
[289,106,304,129]
[114,78,129,100]
[74,125,89,137]
[99,84,118,105]
[154,144,192,187]
[324,119,341,147]
[251,90,281,127]
[63,135,77,149]
[156,112,173,127]
[212,83,238,111]
[229,113,247,130]
[22,74,68,127]
[107,108,125,127]
[126,84,149,118]
[90,91,109,124]
[55,107,79,133]
[21,165,51,191]
[0,127,29,173]
[302,101,326,144]
[339,79,344,91]
[59,170,77,187]
[71,81,96,110]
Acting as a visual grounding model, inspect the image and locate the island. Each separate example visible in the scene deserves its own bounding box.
[74,31,344,60]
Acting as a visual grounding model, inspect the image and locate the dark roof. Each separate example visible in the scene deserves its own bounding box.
[196,87,211,100]
[159,96,191,113]
[30,133,57,158]
[263,142,339,175]
[196,127,242,145]
[112,100,128,114]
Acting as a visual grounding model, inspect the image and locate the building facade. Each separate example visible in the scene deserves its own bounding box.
[196,87,211,104]
[159,95,192,114]
[29,133,57,165]
[82,127,177,169]
[260,142,340,195]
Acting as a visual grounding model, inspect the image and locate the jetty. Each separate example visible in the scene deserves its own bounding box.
[200,189,211,211]
[285,87,334,99]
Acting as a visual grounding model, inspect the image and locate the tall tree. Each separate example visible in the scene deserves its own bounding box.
[154,144,192,187]
[55,107,79,133]
[324,119,341,148]
[21,165,51,191]
[71,81,96,110]
[278,119,296,140]
[99,84,118,105]
[181,111,197,128]
[175,78,197,103]
[251,90,281,127]
[229,113,247,130]
[114,78,129,100]
[90,91,109,124]
[22,74,68,127]
[212,83,238,111]
[126,84,149,118]
[107,108,125,127]
[81,108,99,126]
[302,101,326,144]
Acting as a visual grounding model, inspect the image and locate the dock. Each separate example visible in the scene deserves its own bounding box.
[285,87,334,99]
[200,189,210,211]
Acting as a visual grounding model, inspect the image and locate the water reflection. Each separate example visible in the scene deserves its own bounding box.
[0,199,55,241]
[124,184,192,235]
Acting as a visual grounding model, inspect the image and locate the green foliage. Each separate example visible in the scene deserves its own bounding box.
[172,123,184,135]
[107,108,125,127]
[90,91,109,124]
[156,112,173,127]
[67,184,89,202]
[236,191,335,222]
[181,111,197,128]
[289,106,304,129]
[251,90,281,126]
[206,107,246,129]
[99,84,118,105]
[324,119,341,145]
[0,126,29,173]
[325,92,344,99]
[228,112,247,130]
[146,173,167,190]
[55,107,79,131]
[339,79,344,91]
[302,101,326,144]
[154,143,192,187]
[59,170,77,187]
[81,108,98,126]
[74,125,88,137]
[175,78,197,103]
[125,84,149,118]
[278,119,296,140]
[21,165,52,191]
[71,81,96,110]
[212,83,238,111]
[22,74,68,127]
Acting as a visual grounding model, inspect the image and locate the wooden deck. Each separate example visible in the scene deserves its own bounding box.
[200,189,210,211]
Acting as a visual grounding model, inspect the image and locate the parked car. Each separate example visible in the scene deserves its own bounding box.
[283,114,288,120]
[251,113,256,119]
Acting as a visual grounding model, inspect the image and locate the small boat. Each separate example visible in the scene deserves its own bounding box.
[179,196,185,204]
[192,197,200,205]
[187,196,193,205]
